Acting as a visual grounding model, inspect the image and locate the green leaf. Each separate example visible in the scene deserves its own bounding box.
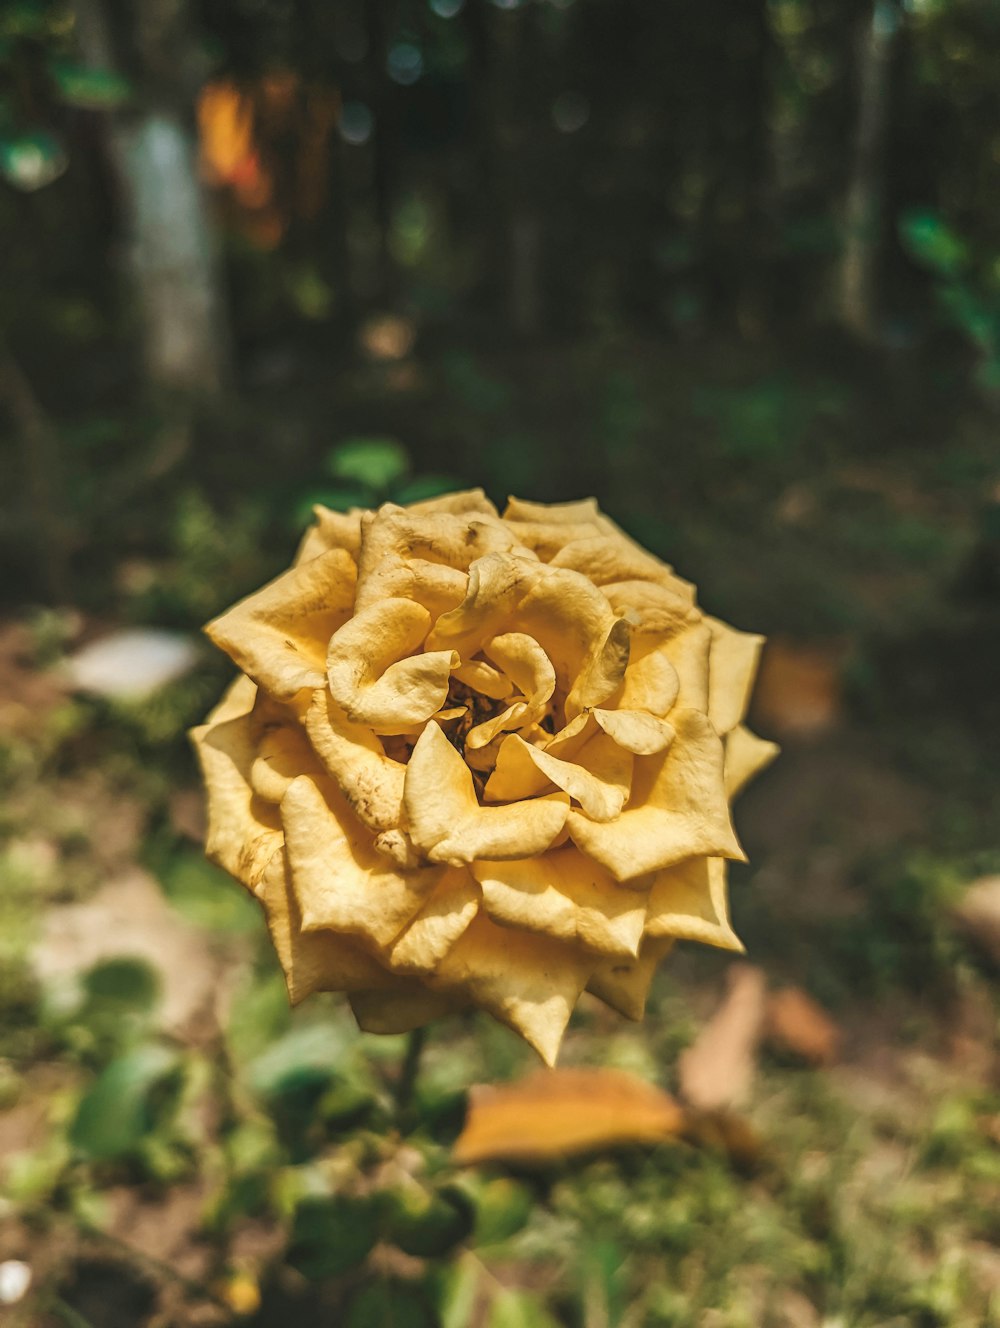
[383,1182,475,1258]
[345,1280,437,1328]
[157,850,262,933]
[69,1045,179,1160]
[437,1255,482,1328]
[327,438,410,493]
[287,264,334,321]
[899,209,968,278]
[286,1194,380,1280]
[488,1289,562,1328]
[225,969,291,1068]
[51,63,132,109]
[82,958,160,1013]
[0,131,68,191]
[470,1178,534,1247]
[319,1078,377,1131]
[245,1022,353,1100]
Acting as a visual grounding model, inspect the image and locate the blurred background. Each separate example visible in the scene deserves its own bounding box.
[1,0,999,1324]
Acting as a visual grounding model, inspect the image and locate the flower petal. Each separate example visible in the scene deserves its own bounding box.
[349,987,462,1034]
[406,487,498,517]
[614,641,679,716]
[586,938,674,1020]
[326,598,458,734]
[248,699,324,803]
[473,848,647,957]
[481,711,596,801]
[387,868,482,974]
[281,775,439,951]
[404,721,570,864]
[707,617,765,736]
[504,495,601,524]
[492,731,633,823]
[294,505,364,565]
[644,857,743,951]
[502,496,606,558]
[429,913,594,1065]
[205,674,257,724]
[601,581,699,636]
[259,848,397,1002]
[549,535,677,585]
[452,658,513,700]
[665,621,712,712]
[466,632,556,747]
[190,710,282,894]
[354,504,525,614]
[484,734,553,803]
[429,555,620,701]
[592,708,675,756]
[567,709,743,881]
[305,689,406,833]
[565,619,631,719]
[426,552,540,658]
[205,548,356,698]
[725,724,779,797]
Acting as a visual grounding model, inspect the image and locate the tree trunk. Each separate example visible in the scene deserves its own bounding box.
[74,0,230,397]
[837,0,900,340]
[117,112,229,394]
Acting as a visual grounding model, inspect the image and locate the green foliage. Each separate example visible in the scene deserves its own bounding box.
[382,1181,475,1258]
[49,63,132,110]
[328,436,410,492]
[900,208,1000,392]
[487,1288,563,1328]
[901,210,970,279]
[292,437,460,528]
[69,1045,181,1161]
[693,375,847,469]
[155,849,262,934]
[466,1177,534,1247]
[286,1194,381,1279]
[345,1280,438,1328]
[829,851,966,997]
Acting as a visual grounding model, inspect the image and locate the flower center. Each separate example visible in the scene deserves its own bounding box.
[444,678,506,754]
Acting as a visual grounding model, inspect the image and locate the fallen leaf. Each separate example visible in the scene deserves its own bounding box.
[751,639,844,737]
[677,964,766,1111]
[765,987,842,1066]
[680,1109,763,1169]
[453,1067,684,1165]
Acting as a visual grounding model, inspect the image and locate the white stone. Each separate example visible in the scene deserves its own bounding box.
[0,1261,32,1306]
[64,629,198,700]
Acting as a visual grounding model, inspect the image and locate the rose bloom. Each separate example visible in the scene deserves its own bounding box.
[192,493,776,1064]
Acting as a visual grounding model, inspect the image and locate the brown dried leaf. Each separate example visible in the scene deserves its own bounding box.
[765,987,842,1066]
[453,1067,684,1165]
[677,964,767,1111]
[751,639,844,737]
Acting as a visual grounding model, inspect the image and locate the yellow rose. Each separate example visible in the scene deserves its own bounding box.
[192,493,776,1064]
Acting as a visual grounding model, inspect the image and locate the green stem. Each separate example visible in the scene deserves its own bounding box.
[395,1026,427,1120]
